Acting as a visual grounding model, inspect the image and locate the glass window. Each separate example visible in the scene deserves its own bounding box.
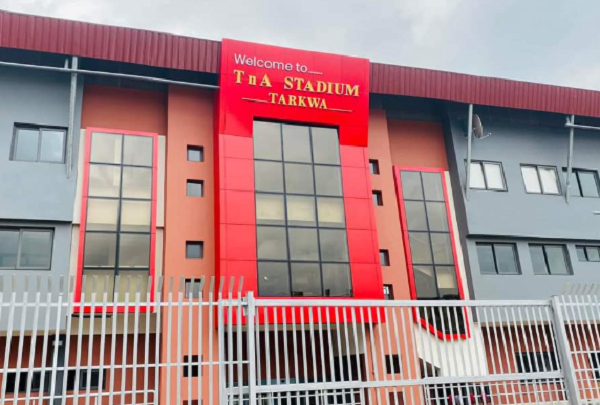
[316,197,345,227]
[372,190,383,206]
[186,241,203,259]
[530,244,570,275]
[530,245,547,275]
[91,132,122,164]
[483,163,505,190]
[116,271,149,301]
[18,231,52,269]
[286,196,316,226]
[84,233,117,268]
[253,121,282,161]
[383,284,393,300]
[521,166,542,193]
[284,163,314,195]
[0,230,19,268]
[255,161,284,192]
[82,270,115,302]
[258,262,290,296]
[322,263,352,297]
[470,162,506,190]
[83,131,155,298]
[401,171,423,200]
[578,246,600,262]
[477,244,496,274]
[122,167,152,199]
[571,170,600,198]
[494,244,519,275]
[257,227,288,260]
[369,160,380,175]
[88,165,121,198]
[404,201,427,231]
[13,128,39,161]
[288,228,319,261]
[254,122,350,297]
[256,194,285,225]
[185,279,204,298]
[282,124,312,162]
[586,247,600,262]
[422,172,444,201]
[319,229,348,262]
[408,232,432,264]
[123,136,153,166]
[86,199,119,231]
[539,167,560,194]
[314,166,342,196]
[39,130,65,163]
[469,162,486,189]
[545,246,569,275]
[311,127,340,165]
[430,233,453,265]
[380,250,390,266]
[187,146,204,162]
[413,265,437,299]
[436,266,458,298]
[425,202,449,232]
[120,201,151,232]
[186,180,203,197]
[291,263,322,296]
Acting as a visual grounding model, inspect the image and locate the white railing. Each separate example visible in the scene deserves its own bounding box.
[0,276,599,405]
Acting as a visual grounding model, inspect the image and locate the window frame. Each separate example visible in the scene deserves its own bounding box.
[394,166,469,341]
[253,121,352,298]
[11,124,67,163]
[521,164,562,195]
[529,244,572,275]
[380,250,390,266]
[372,190,383,206]
[0,228,53,270]
[576,245,600,262]
[76,128,158,309]
[476,242,520,275]
[187,145,204,162]
[468,160,507,191]
[369,159,380,175]
[563,168,600,198]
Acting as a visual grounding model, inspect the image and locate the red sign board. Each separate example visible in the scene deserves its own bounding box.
[215,39,382,307]
[217,39,370,146]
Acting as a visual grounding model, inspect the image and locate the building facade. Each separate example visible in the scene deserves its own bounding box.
[1,9,600,405]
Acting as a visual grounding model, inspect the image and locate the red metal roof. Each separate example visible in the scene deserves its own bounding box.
[2,9,600,118]
[0,9,220,73]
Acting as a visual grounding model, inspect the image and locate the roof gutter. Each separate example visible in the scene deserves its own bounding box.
[0,59,219,90]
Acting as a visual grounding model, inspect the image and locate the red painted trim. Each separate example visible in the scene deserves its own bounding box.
[393,165,471,340]
[75,127,159,313]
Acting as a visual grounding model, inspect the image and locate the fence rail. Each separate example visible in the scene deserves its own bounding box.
[0,276,599,405]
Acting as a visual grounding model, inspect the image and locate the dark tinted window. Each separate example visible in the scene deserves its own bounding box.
[186,242,203,259]
[477,243,519,275]
[254,122,350,297]
[530,244,570,275]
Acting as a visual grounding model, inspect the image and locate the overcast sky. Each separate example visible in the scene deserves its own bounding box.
[2,0,600,90]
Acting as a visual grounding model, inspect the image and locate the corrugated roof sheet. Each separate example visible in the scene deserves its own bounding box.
[3,9,600,118]
[0,9,220,73]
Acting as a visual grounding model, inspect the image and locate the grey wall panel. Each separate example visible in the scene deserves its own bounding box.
[445,103,600,299]
[0,66,83,222]
[0,221,72,331]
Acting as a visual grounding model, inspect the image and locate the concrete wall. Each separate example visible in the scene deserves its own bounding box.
[0,66,83,222]
[445,103,600,299]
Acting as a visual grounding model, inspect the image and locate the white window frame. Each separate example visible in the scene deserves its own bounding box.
[0,228,53,270]
[521,165,561,195]
[469,161,507,191]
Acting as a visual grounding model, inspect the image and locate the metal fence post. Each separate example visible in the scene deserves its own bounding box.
[550,295,582,405]
[247,292,257,405]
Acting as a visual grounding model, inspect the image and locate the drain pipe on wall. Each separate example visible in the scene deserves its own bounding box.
[66,56,78,179]
[465,104,474,200]
[565,115,576,204]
